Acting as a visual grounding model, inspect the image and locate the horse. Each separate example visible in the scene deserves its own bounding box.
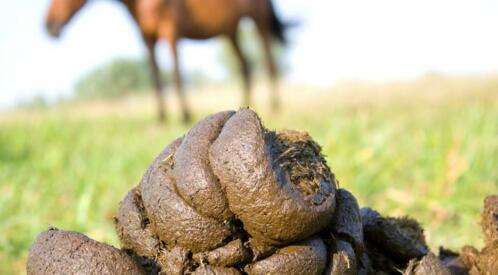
[45,0,286,123]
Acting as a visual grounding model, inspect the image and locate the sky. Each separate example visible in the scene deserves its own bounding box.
[1,0,498,109]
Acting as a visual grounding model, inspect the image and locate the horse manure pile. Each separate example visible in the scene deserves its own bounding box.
[27,109,498,275]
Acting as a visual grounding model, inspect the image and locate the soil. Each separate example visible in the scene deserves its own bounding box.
[26,109,498,275]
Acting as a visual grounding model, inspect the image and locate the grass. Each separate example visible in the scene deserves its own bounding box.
[1,74,497,274]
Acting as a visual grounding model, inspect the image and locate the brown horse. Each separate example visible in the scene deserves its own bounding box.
[45,0,286,122]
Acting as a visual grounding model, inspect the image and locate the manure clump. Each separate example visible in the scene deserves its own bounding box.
[26,109,498,275]
[266,129,335,197]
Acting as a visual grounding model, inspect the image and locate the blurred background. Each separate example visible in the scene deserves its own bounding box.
[1,0,497,273]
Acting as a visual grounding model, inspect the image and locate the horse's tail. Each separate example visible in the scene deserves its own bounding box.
[267,0,287,45]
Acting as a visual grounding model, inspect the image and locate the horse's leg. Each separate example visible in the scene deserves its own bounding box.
[255,21,280,111]
[228,32,252,107]
[168,38,191,123]
[145,39,166,122]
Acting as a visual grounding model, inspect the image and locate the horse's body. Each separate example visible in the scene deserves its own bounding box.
[46,0,285,122]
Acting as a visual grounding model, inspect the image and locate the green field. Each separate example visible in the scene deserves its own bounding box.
[1,75,497,274]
